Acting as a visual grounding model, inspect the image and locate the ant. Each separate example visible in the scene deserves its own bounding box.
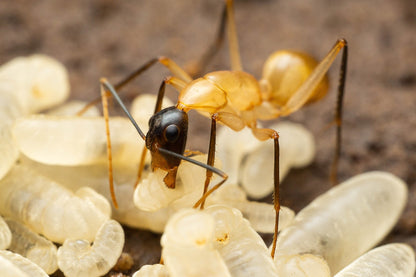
[92,0,348,258]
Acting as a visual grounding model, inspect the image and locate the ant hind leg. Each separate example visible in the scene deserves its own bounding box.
[252,127,280,259]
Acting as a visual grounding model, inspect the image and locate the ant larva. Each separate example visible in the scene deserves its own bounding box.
[97,0,347,258]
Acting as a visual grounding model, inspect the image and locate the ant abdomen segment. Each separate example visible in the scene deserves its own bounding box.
[262,50,329,108]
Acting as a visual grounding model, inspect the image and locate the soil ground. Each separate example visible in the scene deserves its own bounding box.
[0,0,415,276]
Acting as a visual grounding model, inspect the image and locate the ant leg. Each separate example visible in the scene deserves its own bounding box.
[225,0,242,71]
[100,78,148,207]
[252,127,280,259]
[199,115,218,209]
[186,3,227,77]
[78,57,191,115]
[188,0,242,75]
[279,39,348,185]
[330,43,348,185]
[100,79,119,208]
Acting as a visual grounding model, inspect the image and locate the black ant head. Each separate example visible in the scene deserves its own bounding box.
[146,106,188,171]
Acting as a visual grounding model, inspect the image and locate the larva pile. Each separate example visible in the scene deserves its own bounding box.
[0,54,414,277]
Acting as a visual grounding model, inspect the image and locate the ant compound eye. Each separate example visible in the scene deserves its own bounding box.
[163,124,180,143]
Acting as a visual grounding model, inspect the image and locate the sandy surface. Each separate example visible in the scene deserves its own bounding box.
[1,0,415,276]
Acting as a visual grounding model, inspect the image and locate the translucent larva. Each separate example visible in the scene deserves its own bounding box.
[0,255,30,277]
[162,206,279,277]
[19,158,171,233]
[46,100,100,117]
[275,253,330,277]
[205,205,278,277]
[217,121,315,199]
[0,216,11,250]
[0,250,48,277]
[334,243,416,277]
[132,264,170,277]
[5,218,58,274]
[13,115,145,166]
[0,54,69,114]
[240,121,315,199]
[206,184,295,233]
[0,91,22,180]
[274,171,408,274]
[161,209,231,277]
[57,219,124,277]
[0,165,111,243]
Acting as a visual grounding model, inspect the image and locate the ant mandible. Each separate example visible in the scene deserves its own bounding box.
[97,0,348,258]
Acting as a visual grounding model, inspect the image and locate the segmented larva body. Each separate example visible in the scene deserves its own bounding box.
[217,121,315,199]
[13,115,144,166]
[275,253,330,277]
[206,205,279,276]
[0,54,69,114]
[162,206,279,277]
[334,243,415,277]
[57,219,125,277]
[46,100,100,117]
[275,171,408,274]
[5,218,58,274]
[0,216,11,250]
[0,165,111,243]
[162,209,231,277]
[0,91,22,180]
[20,158,172,233]
[207,184,295,233]
[132,264,170,277]
[0,250,48,277]
[0,54,69,180]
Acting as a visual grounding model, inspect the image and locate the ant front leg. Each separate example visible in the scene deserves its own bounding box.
[194,114,219,209]
[100,78,148,208]
[187,0,242,76]
[78,57,192,116]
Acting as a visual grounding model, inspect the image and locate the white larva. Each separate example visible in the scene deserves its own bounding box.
[22,154,292,234]
[0,90,22,180]
[274,253,331,277]
[57,219,124,277]
[132,264,170,277]
[334,243,416,277]
[19,157,172,233]
[0,250,48,277]
[205,205,279,277]
[217,121,315,199]
[0,216,11,250]
[206,184,295,233]
[13,115,145,166]
[161,209,231,277]
[274,171,408,274]
[46,100,100,117]
[5,218,58,274]
[0,165,111,243]
[0,54,69,114]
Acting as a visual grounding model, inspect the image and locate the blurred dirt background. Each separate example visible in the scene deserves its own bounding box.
[0,0,415,275]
